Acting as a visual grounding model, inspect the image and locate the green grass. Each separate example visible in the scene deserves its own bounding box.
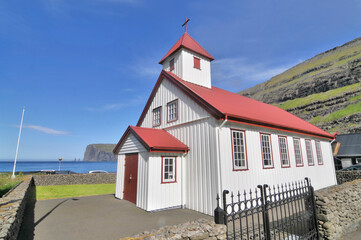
[276,82,361,110]
[310,101,361,124]
[36,184,115,200]
[0,173,27,197]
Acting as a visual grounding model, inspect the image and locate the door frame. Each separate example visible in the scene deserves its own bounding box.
[123,153,138,204]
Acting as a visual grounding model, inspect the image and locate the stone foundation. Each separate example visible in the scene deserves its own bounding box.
[0,177,33,240]
[33,173,116,186]
[315,179,361,240]
[120,218,226,240]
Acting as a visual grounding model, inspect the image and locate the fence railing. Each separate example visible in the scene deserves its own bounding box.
[214,178,319,240]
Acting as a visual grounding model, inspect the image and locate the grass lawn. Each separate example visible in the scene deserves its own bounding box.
[0,173,27,197]
[36,184,115,200]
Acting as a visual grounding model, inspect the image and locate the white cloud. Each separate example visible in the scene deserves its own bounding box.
[212,57,300,89]
[14,125,68,135]
[125,56,161,77]
[85,95,145,112]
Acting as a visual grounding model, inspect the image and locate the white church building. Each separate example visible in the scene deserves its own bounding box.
[113,28,337,216]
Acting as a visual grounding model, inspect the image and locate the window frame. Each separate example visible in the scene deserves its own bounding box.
[278,135,290,168]
[305,139,314,166]
[152,106,162,127]
[161,156,177,184]
[315,141,323,165]
[231,129,248,171]
[193,57,201,70]
[170,58,174,71]
[167,99,178,123]
[260,133,274,169]
[293,137,304,167]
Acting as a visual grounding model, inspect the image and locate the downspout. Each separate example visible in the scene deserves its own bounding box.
[216,115,228,206]
[181,152,187,208]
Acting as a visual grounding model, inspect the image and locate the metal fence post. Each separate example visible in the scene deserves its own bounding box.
[305,178,320,239]
[214,193,225,224]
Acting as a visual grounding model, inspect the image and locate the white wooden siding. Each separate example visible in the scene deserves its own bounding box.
[147,152,183,211]
[162,48,211,88]
[137,151,149,210]
[166,117,219,215]
[115,154,125,199]
[118,133,146,154]
[219,121,337,204]
[140,78,210,129]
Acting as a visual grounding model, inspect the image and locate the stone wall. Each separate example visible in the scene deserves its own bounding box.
[315,179,361,240]
[120,218,226,240]
[33,173,116,186]
[0,177,33,240]
[336,170,361,184]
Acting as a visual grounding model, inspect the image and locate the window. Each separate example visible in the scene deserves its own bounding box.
[278,136,290,167]
[167,100,178,123]
[152,107,161,127]
[305,139,314,166]
[162,157,176,183]
[293,138,303,167]
[315,141,323,165]
[261,133,273,168]
[231,129,248,170]
[194,57,200,69]
[170,58,174,71]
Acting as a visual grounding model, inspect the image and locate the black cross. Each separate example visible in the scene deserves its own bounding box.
[182,17,190,33]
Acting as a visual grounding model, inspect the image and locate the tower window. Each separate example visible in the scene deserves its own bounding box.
[170,58,174,71]
[194,57,200,69]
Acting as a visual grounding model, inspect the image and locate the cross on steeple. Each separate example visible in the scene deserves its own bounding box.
[182,17,190,33]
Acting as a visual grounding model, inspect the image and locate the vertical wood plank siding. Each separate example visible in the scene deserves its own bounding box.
[219,121,337,204]
[162,49,183,79]
[115,154,125,199]
[181,49,211,88]
[118,134,146,154]
[166,118,219,215]
[137,151,149,210]
[140,78,210,129]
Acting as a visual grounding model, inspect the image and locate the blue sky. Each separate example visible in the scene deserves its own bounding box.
[1,0,361,160]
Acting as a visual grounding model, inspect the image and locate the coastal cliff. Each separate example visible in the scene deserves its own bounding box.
[83,144,117,162]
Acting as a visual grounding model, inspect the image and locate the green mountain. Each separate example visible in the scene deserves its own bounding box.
[240,37,361,134]
[83,144,117,162]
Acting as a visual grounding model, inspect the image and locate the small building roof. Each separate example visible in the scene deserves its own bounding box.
[113,126,189,154]
[335,133,361,157]
[159,32,214,64]
[137,70,334,140]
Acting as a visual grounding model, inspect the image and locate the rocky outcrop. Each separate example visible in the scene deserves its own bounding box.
[83,144,117,162]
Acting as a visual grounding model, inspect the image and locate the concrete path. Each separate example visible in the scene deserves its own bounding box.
[18,194,212,240]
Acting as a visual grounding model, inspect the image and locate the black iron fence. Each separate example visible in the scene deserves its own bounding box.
[214,178,319,240]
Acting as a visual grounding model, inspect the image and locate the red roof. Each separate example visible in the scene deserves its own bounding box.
[137,70,334,140]
[113,126,189,154]
[159,32,214,64]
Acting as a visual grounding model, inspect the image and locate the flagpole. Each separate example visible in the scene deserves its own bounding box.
[12,107,25,179]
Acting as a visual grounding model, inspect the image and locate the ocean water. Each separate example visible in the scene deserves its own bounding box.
[0,161,117,173]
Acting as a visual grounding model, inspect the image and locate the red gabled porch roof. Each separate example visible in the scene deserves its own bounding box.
[113,126,189,154]
[136,70,334,140]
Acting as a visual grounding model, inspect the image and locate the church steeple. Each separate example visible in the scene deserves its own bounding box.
[159,19,214,88]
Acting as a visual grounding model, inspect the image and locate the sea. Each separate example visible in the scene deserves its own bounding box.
[0,161,117,174]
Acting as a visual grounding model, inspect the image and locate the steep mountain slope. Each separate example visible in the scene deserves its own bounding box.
[83,144,117,162]
[239,37,361,134]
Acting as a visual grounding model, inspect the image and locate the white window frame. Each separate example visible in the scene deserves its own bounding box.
[315,141,323,165]
[278,136,290,168]
[231,129,248,171]
[261,133,273,169]
[167,99,178,123]
[305,139,314,166]
[356,158,361,164]
[152,107,161,127]
[293,138,304,167]
[162,156,176,183]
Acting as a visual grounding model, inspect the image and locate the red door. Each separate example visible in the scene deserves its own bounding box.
[123,153,138,204]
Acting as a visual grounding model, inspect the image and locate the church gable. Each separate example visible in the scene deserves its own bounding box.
[139,77,210,129]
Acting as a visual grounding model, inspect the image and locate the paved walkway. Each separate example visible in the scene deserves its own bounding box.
[18,194,212,240]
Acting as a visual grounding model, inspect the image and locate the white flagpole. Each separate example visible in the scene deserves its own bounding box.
[12,107,25,179]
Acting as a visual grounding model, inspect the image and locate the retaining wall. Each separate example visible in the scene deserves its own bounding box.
[120,218,226,240]
[33,173,116,186]
[336,170,361,184]
[315,179,361,240]
[0,177,33,240]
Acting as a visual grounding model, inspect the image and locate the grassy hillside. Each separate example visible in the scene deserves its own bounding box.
[240,37,361,134]
[92,144,116,153]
